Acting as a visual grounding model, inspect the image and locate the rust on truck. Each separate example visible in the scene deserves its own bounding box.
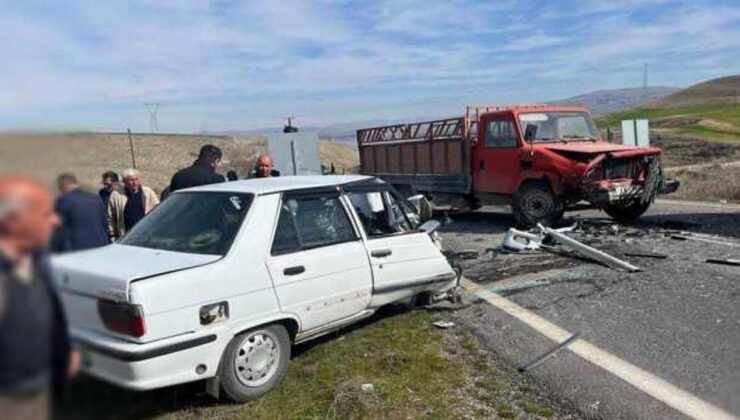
[357,104,679,227]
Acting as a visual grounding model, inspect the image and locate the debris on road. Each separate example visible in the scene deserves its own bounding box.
[539,224,642,272]
[501,228,542,251]
[455,250,481,260]
[517,332,581,373]
[670,233,740,249]
[624,251,669,259]
[705,258,740,266]
[432,320,456,329]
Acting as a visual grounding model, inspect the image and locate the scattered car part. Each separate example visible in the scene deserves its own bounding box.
[501,228,543,251]
[539,224,642,272]
[517,332,581,373]
[671,233,740,248]
[624,252,668,259]
[705,258,740,266]
[432,321,456,329]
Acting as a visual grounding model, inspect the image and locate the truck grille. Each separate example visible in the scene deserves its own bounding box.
[601,157,641,180]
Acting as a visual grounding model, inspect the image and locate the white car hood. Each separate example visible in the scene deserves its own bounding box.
[51,244,221,301]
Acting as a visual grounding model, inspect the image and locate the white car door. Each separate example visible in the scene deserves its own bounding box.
[265,189,373,331]
[343,183,455,306]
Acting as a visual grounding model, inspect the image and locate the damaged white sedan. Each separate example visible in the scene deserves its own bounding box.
[52,175,459,402]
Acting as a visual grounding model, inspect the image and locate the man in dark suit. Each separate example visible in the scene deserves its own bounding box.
[52,173,109,253]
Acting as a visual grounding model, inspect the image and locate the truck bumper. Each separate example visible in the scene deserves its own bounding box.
[72,326,230,391]
[658,179,680,195]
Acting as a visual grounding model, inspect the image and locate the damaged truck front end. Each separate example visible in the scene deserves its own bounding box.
[578,150,680,222]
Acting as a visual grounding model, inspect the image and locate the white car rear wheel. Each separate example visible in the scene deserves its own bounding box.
[219,324,291,402]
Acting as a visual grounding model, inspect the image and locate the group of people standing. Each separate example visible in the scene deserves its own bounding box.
[51,145,280,253]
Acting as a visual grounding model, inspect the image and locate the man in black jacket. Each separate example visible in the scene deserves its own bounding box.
[168,145,225,194]
[0,175,78,420]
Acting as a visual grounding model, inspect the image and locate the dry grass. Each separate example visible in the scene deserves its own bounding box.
[0,132,359,193]
[668,165,740,203]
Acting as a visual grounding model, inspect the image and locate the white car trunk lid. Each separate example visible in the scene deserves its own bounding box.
[51,244,221,301]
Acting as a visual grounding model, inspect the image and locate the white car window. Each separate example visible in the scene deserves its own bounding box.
[348,190,413,237]
[271,193,357,255]
[120,192,253,255]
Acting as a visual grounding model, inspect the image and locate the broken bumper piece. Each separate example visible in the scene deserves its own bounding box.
[658,179,680,195]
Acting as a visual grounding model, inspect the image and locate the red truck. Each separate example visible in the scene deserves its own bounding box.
[357,104,679,227]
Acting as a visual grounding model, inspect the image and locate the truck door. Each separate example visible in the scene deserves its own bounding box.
[472,115,522,194]
[343,183,456,307]
[266,189,372,331]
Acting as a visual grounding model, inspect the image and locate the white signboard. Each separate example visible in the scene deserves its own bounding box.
[267,132,321,176]
[621,119,650,147]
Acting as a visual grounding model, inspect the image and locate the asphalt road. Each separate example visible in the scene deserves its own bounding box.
[438,199,740,419]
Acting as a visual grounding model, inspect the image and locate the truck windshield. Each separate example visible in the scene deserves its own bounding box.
[119,192,253,256]
[519,112,598,142]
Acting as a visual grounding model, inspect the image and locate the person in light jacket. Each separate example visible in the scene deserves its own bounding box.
[107,168,159,240]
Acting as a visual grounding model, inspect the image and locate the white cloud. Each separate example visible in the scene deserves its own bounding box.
[0,0,738,131]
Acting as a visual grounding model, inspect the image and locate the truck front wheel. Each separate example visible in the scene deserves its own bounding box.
[512,183,564,228]
[603,201,651,224]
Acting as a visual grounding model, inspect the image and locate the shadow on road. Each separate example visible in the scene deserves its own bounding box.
[438,208,516,235]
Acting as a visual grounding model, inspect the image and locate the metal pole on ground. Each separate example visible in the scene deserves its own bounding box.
[127,128,137,169]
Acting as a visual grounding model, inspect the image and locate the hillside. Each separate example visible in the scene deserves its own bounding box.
[597,75,740,142]
[0,132,360,193]
[655,75,740,107]
[551,86,679,115]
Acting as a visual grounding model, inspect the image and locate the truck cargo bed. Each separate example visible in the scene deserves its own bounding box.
[357,117,474,194]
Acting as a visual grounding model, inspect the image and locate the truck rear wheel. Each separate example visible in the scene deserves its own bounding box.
[512,183,564,228]
[603,201,651,224]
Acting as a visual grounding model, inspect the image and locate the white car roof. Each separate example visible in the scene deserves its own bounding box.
[181,174,376,195]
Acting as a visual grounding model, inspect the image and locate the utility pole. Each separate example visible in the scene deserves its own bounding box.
[642,62,649,103]
[144,103,160,133]
[127,128,137,169]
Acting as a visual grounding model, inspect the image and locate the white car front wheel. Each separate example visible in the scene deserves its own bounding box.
[219,324,291,402]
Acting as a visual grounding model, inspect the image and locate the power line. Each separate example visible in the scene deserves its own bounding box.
[144,102,160,133]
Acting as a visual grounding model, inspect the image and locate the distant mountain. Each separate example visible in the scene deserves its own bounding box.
[551,86,680,115]
[212,86,683,142]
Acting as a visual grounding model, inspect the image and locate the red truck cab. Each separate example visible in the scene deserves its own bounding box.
[357,104,678,227]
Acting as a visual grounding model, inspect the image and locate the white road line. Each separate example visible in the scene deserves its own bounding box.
[656,198,740,210]
[463,279,738,420]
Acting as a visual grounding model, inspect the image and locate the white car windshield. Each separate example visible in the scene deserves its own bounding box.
[120,192,253,256]
[519,112,599,142]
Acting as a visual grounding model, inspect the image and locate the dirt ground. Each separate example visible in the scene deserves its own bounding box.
[0,132,359,193]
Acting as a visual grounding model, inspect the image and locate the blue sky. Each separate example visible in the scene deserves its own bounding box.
[1,0,739,132]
